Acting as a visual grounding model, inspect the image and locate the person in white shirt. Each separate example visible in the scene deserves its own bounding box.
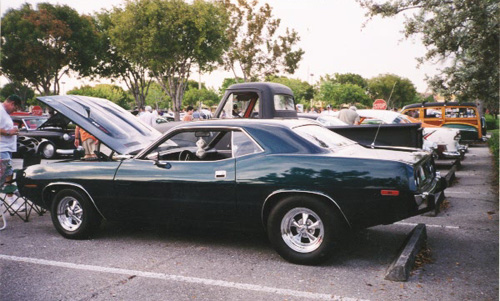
[139,106,156,127]
[321,105,335,116]
[0,95,22,186]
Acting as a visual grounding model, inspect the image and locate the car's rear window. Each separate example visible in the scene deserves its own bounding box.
[274,94,295,110]
[293,124,356,151]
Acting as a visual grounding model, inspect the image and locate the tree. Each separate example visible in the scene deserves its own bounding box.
[183,87,220,108]
[218,77,245,97]
[367,74,417,109]
[145,83,171,110]
[1,3,101,95]
[219,0,304,81]
[317,82,372,108]
[266,76,314,105]
[110,0,229,120]
[96,8,154,109]
[68,84,133,109]
[358,0,499,113]
[321,73,368,89]
[0,82,35,107]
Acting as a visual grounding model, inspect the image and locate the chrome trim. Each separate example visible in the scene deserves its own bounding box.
[56,149,75,155]
[441,151,462,159]
[414,174,441,209]
[42,182,106,219]
[215,170,226,179]
[262,189,351,228]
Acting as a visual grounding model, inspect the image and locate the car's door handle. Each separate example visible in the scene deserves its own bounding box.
[215,170,226,179]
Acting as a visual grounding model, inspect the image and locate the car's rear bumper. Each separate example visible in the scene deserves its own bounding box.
[415,175,446,213]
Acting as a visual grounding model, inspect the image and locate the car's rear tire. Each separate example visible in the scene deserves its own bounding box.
[51,189,101,239]
[267,195,345,265]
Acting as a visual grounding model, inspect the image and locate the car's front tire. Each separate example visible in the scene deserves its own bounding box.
[267,195,345,265]
[51,189,101,239]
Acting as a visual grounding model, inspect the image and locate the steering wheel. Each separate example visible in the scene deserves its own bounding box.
[178,150,194,161]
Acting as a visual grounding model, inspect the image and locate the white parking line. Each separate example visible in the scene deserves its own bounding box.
[0,254,368,301]
[395,222,460,229]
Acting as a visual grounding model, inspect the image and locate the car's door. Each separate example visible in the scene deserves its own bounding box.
[112,129,237,223]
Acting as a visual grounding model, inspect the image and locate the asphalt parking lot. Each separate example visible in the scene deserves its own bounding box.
[0,143,498,300]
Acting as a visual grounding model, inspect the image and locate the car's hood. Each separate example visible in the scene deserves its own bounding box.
[38,111,71,129]
[37,95,161,155]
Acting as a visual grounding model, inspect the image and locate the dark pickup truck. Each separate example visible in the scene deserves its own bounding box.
[212,82,423,148]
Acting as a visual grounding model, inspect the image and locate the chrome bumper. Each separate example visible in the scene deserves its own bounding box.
[415,174,446,212]
[442,151,463,159]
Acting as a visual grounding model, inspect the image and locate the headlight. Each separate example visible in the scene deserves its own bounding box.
[63,133,70,141]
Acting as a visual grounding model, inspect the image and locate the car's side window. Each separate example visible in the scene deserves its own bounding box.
[424,108,441,118]
[233,131,261,157]
[220,92,259,119]
[146,130,234,162]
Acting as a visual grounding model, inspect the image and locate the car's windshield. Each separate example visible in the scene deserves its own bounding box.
[293,124,356,151]
[23,118,47,129]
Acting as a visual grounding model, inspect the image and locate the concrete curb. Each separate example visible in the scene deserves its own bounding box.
[385,223,427,282]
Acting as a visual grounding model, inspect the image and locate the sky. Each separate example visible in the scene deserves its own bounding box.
[1,0,440,93]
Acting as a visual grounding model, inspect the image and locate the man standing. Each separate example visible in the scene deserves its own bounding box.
[139,105,156,127]
[338,105,360,125]
[183,106,194,121]
[0,95,22,185]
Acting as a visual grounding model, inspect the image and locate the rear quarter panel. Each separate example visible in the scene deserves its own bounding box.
[235,153,414,229]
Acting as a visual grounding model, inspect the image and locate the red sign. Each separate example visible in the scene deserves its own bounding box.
[373,99,387,110]
[32,106,43,116]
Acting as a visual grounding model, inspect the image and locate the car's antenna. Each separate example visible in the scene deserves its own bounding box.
[371,82,396,148]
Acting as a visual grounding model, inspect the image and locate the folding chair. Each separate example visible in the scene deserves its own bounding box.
[0,147,45,230]
[0,178,46,227]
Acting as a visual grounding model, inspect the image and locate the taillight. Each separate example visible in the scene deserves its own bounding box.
[381,190,400,196]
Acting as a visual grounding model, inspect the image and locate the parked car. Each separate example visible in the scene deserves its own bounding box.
[11,113,76,159]
[17,95,446,265]
[356,109,466,159]
[401,102,486,141]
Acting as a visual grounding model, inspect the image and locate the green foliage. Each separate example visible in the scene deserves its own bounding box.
[358,0,499,114]
[266,76,314,104]
[93,10,153,108]
[485,114,499,131]
[109,0,229,120]
[219,0,304,81]
[0,82,35,107]
[183,87,220,108]
[68,84,133,109]
[218,77,245,97]
[367,74,417,109]
[145,82,171,110]
[487,129,499,170]
[1,3,101,95]
[317,82,371,108]
[321,73,368,89]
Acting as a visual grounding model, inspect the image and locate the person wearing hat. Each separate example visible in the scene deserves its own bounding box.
[1,95,22,209]
[321,104,335,116]
[338,104,360,125]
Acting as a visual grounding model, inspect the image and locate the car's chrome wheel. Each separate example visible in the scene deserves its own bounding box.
[267,195,346,265]
[51,189,101,239]
[280,207,324,253]
[57,196,83,232]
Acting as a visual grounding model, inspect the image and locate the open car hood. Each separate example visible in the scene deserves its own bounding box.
[38,112,71,129]
[37,95,161,155]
